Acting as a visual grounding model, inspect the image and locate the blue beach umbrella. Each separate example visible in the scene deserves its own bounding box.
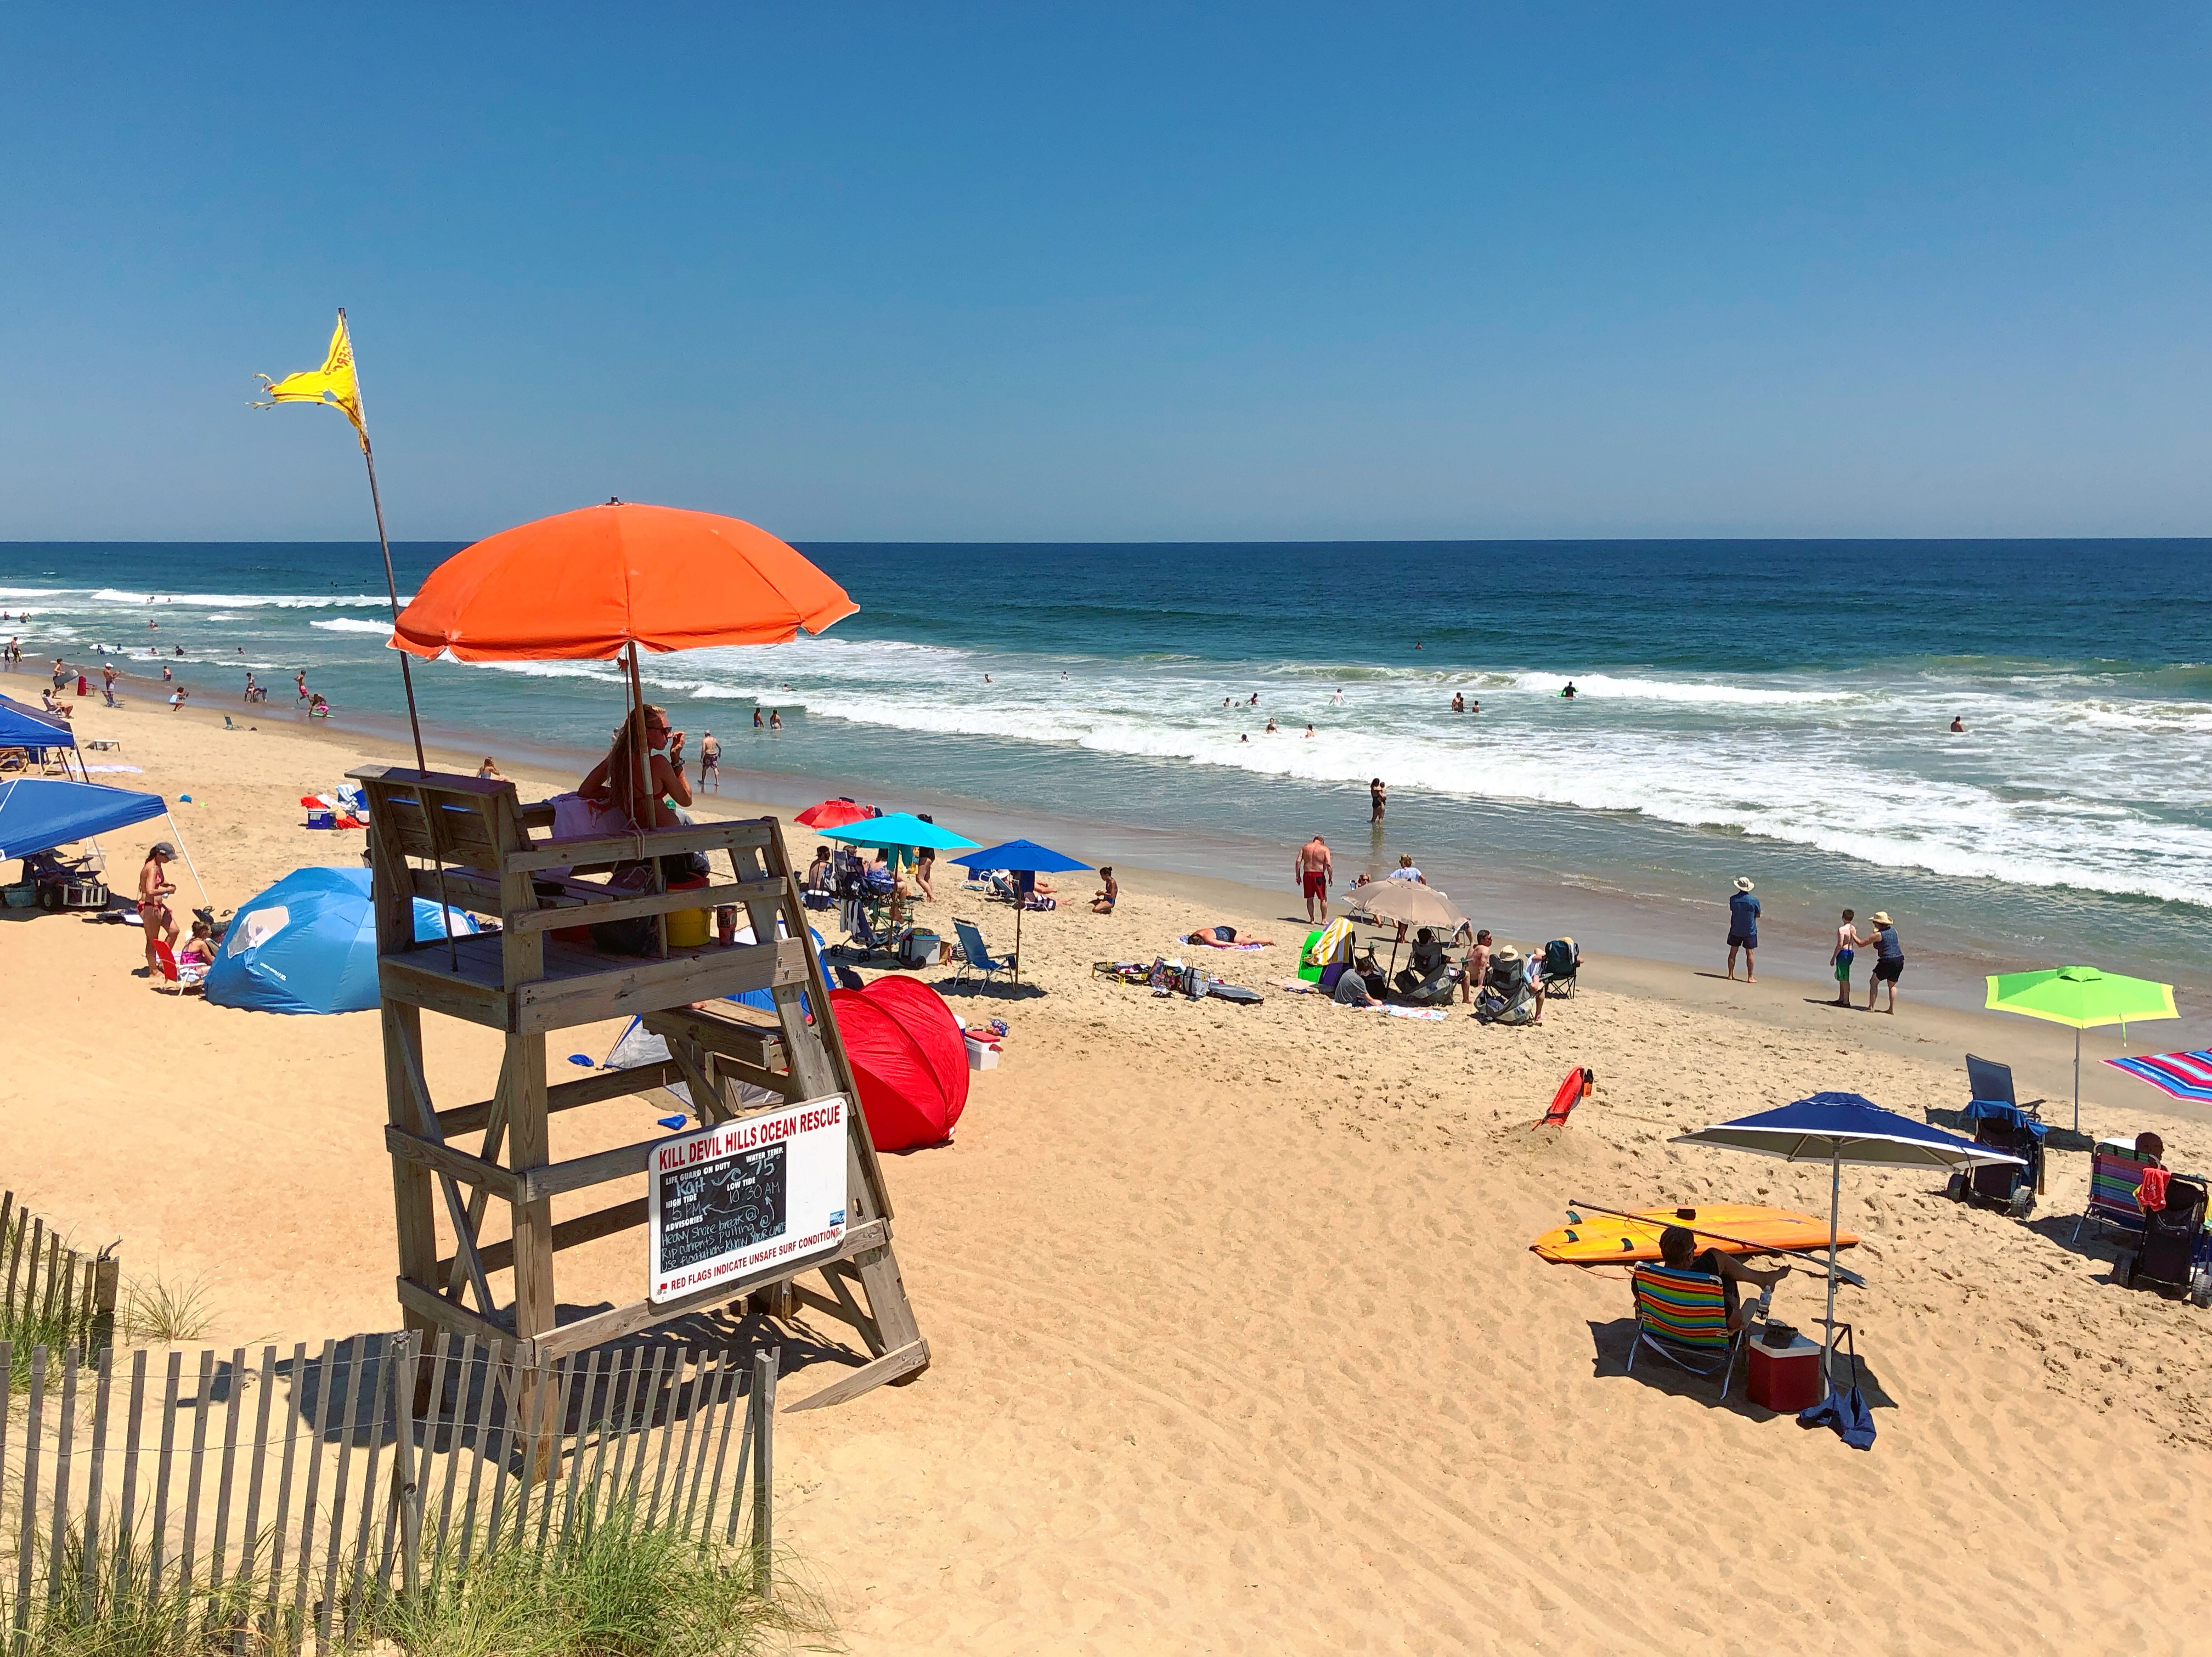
[205,866,477,1015]
[948,839,1093,986]
[1674,1093,2023,1394]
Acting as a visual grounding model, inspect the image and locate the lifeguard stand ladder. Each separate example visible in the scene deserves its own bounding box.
[350,766,927,1412]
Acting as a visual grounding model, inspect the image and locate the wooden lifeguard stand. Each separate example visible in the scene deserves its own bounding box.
[349,765,927,1411]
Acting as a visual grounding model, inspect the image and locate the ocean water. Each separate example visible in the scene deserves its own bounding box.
[6,539,2210,1012]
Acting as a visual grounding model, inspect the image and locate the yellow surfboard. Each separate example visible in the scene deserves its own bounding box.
[1530,1203,1859,1264]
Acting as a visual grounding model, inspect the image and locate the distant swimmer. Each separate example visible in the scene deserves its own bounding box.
[769,710,782,730]
[1249,692,1260,706]
[1451,693,1465,712]
[1222,697,1232,707]
[1370,777,1386,823]
[753,706,763,728]
[1415,641,1422,650]
[1330,689,1344,706]
[1561,681,1577,700]
[1304,723,1314,737]
[984,674,992,683]
[1950,716,1965,733]
[1264,718,1278,733]
[1239,733,1249,743]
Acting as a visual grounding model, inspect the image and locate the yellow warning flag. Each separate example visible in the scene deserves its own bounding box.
[253,312,367,449]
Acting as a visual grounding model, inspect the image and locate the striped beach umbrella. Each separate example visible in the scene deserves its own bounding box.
[2103,1050,2212,1105]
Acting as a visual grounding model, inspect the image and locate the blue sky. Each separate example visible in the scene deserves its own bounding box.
[2,3,2207,541]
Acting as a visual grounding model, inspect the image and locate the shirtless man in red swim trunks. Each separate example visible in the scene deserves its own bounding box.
[1294,834,1333,924]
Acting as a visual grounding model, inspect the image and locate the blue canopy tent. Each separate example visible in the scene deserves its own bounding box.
[0,778,163,858]
[0,777,205,902]
[948,838,1094,987]
[0,697,78,776]
[205,866,478,1015]
[1675,1092,2023,1395]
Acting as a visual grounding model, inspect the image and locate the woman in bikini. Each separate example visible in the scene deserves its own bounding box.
[1186,924,1274,948]
[579,704,691,829]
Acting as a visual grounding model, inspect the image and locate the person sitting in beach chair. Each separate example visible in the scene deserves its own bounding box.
[1392,928,1461,1004]
[1625,1226,1790,1397]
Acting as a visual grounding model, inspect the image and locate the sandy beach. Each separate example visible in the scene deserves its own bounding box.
[7,684,2212,1653]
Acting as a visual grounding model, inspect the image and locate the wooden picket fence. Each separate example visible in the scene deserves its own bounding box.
[0,1330,777,1653]
[0,1193,119,1365]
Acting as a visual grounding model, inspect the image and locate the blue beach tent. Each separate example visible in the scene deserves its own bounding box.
[0,778,165,861]
[205,866,478,1016]
[0,696,75,753]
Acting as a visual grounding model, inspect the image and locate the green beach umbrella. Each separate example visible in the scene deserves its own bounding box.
[1984,965,2179,1132]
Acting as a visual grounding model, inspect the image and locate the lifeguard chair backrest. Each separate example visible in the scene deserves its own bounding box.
[355,768,526,875]
[1630,1266,1731,1350]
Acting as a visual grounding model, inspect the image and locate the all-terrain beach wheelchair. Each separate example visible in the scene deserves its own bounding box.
[1945,1099,2045,1219]
[2115,1172,2212,1307]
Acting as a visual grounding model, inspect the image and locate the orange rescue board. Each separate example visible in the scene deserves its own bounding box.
[1530,1203,1859,1264]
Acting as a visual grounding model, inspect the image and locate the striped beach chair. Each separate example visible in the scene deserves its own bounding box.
[1626,1265,1763,1399]
[2073,1139,2152,1247]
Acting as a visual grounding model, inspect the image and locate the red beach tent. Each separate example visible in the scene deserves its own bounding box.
[827,977,970,1151]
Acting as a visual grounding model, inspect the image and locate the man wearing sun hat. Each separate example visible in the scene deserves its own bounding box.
[1726,876,1760,982]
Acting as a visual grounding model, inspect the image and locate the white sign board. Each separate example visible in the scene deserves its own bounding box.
[647,1095,850,1305]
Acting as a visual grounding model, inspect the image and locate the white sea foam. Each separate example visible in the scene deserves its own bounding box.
[1506,671,1850,706]
[309,618,395,635]
[84,589,407,608]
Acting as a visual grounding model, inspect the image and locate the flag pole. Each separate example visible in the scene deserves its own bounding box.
[342,309,430,779]
[340,310,454,964]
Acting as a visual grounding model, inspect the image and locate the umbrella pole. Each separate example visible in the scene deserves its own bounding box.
[162,811,210,907]
[1823,1150,1840,1401]
[1014,899,1023,988]
[627,642,667,958]
[2074,1028,2081,1134]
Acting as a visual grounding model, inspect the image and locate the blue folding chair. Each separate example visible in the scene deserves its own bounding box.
[952,918,1018,991]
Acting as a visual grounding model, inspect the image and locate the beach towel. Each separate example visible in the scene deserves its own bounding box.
[1381,1005,1447,1021]
[1798,1326,1876,1450]
[1305,918,1352,967]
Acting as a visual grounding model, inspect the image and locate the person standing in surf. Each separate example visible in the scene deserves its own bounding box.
[1370,778,1386,823]
[1865,911,1905,1014]
[699,731,720,792]
[1726,876,1759,981]
[1294,835,1333,924]
[1830,908,1868,1008]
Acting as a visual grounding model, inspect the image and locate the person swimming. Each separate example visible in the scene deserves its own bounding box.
[1561,681,1577,699]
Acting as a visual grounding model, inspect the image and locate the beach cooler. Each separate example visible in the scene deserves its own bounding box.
[964,1033,1000,1070]
[305,807,336,829]
[1746,1328,1824,1412]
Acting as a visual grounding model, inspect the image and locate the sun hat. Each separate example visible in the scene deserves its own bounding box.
[1493,944,1523,964]
[1870,910,1892,925]
[1734,876,1754,892]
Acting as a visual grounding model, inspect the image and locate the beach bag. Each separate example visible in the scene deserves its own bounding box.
[1797,1326,1876,1451]
[1206,982,1262,1005]
[590,916,657,956]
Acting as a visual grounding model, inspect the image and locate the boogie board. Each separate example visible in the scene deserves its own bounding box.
[1530,1203,1859,1264]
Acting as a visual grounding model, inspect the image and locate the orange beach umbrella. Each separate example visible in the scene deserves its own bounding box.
[391,500,855,662]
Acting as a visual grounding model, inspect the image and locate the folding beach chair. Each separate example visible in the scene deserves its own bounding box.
[951,918,1018,991]
[1625,1265,1769,1399]
[2074,1138,2154,1247]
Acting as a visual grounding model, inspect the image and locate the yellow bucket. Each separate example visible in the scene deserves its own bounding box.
[665,906,712,948]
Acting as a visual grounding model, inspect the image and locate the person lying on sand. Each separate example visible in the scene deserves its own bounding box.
[1656,1225,1789,1329]
[1186,925,1273,948]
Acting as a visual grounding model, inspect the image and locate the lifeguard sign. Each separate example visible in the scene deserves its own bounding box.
[650,1098,849,1303]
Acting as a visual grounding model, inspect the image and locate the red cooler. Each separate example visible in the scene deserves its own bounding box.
[1746,1330,1824,1412]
